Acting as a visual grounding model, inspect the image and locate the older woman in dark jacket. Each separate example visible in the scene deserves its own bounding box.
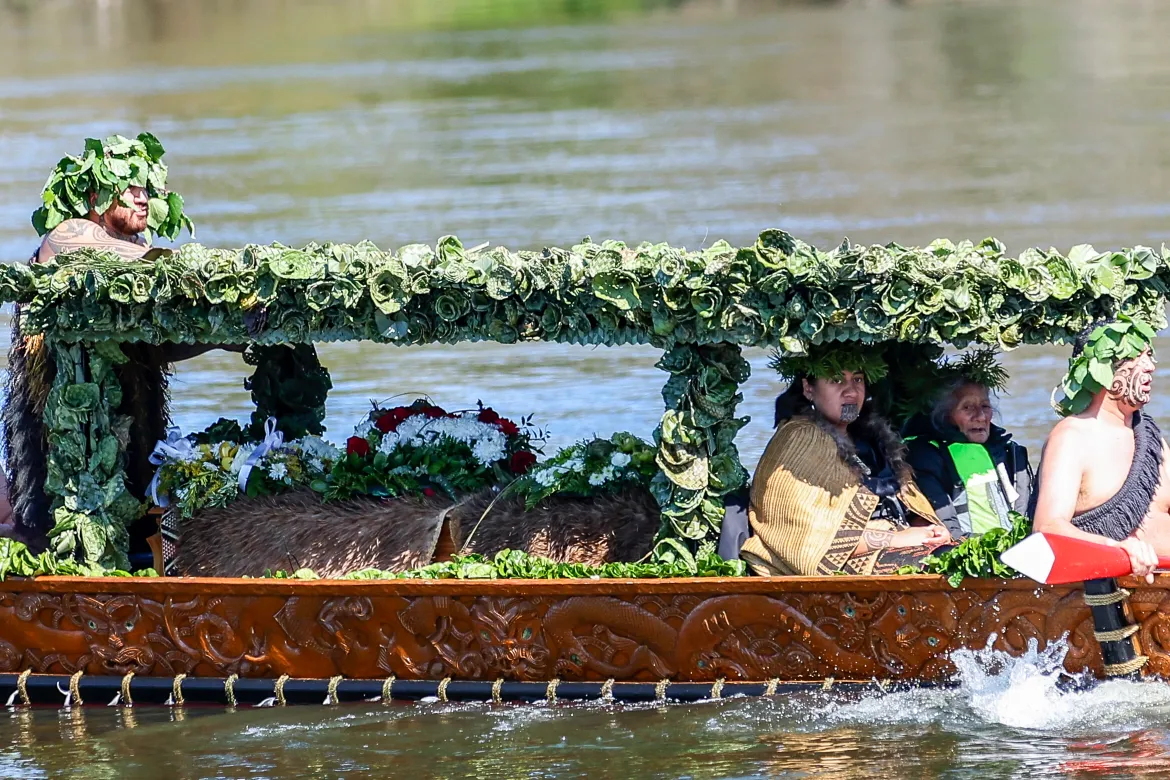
[903,379,1032,541]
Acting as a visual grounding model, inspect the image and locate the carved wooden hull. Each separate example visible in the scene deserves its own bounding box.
[0,574,1159,685]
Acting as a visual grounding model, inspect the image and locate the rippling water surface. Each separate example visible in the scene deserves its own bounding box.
[7,0,1170,775]
[4,0,1170,461]
[6,641,1170,778]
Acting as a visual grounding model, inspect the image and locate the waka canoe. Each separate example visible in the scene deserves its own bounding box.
[0,572,1164,705]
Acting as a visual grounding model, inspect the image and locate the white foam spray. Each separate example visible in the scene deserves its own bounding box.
[824,635,1170,733]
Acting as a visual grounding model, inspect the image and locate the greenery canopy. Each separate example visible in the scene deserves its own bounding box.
[2,228,1168,576]
[4,232,1166,348]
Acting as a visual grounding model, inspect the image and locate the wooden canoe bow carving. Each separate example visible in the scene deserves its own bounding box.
[0,576,1125,683]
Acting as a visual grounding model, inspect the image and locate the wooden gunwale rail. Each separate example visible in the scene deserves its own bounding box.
[0,574,1071,596]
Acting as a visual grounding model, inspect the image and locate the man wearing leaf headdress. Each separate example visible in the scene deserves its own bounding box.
[740,344,951,577]
[1031,317,1166,581]
[0,134,197,554]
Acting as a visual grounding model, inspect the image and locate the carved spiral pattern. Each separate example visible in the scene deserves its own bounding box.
[0,583,1115,681]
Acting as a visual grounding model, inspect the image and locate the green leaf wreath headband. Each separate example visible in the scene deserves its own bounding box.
[1053,314,1158,416]
[881,346,1010,425]
[31,132,194,243]
[939,348,1009,393]
[769,342,890,383]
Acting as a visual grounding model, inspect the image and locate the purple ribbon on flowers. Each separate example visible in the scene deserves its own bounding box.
[238,417,284,492]
[146,427,195,508]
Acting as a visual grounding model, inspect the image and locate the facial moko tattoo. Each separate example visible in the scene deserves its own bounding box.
[1109,353,1155,407]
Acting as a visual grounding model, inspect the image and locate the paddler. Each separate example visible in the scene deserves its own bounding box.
[1030,316,1165,582]
[0,134,221,560]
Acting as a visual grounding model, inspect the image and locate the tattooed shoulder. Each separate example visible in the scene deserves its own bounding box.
[37,219,145,264]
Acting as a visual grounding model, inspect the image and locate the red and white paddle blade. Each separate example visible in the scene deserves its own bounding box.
[1001,532,1148,585]
[1000,533,1057,583]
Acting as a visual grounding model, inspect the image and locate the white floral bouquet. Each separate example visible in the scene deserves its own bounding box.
[308,400,541,501]
[515,432,657,508]
[149,427,341,518]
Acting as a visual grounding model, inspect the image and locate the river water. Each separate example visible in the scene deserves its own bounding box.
[5,0,1170,775]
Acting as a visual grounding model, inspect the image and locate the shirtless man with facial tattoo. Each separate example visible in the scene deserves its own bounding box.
[1032,323,1169,583]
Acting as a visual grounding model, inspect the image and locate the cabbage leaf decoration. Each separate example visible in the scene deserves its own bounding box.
[31,133,194,243]
[5,228,1170,576]
[1053,315,1158,416]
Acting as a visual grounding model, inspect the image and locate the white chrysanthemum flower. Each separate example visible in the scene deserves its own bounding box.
[610,452,632,468]
[378,432,401,454]
[590,466,616,486]
[184,441,206,461]
[387,412,510,466]
[471,437,507,466]
[533,469,557,487]
[564,457,585,473]
[298,436,341,462]
[307,457,325,473]
[267,462,288,480]
[353,418,376,438]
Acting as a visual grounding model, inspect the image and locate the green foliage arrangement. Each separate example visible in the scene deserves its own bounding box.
[6,233,1167,349]
[31,133,194,243]
[944,348,1011,393]
[0,539,154,581]
[5,228,1169,578]
[917,512,1032,587]
[1053,314,1158,416]
[512,432,657,508]
[244,344,332,441]
[43,343,141,571]
[652,344,749,540]
[262,542,746,581]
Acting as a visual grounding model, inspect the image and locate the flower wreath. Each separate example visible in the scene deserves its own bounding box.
[1053,314,1158,416]
[768,341,890,383]
[31,132,194,243]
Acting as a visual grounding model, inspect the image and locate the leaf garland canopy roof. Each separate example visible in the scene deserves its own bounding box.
[4,230,1167,348]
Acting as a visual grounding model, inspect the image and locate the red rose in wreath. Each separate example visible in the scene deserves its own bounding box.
[375,413,399,433]
[347,436,371,456]
[509,451,537,474]
[477,408,501,425]
[498,419,520,437]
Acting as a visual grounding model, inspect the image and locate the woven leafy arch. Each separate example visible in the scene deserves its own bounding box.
[4,229,1168,573]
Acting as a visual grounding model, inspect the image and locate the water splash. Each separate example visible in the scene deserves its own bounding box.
[826,635,1170,733]
[951,635,1170,731]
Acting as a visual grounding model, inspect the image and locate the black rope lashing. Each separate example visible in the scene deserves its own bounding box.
[1084,578,1148,679]
[0,673,941,706]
